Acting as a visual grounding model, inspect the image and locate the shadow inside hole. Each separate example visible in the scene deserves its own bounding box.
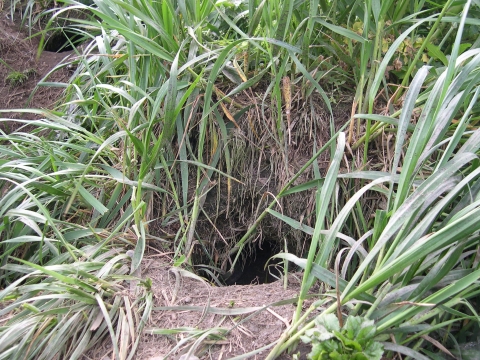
[44,31,84,53]
[226,241,282,285]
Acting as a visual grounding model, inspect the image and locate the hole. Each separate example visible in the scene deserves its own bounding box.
[226,241,282,285]
[44,31,83,53]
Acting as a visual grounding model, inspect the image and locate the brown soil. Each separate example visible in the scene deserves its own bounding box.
[0,10,71,133]
[141,261,301,359]
[85,255,317,360]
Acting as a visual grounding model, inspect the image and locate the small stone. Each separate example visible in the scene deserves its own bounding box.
[178,355,200,360]
[184,296,192,303]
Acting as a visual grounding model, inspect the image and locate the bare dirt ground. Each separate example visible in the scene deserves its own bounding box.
[85,254,314,360]
[140,260,305,359]
[0,10,71,132]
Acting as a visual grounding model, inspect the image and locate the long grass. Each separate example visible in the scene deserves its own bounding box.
[1,0,480,358]
[0,114,153,359]
[265,2,480,358]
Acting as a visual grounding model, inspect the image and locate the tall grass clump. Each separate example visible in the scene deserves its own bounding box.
[264,2,480,358]
[0,115,152,359]
[39,0,349,271]
[39,0,477,271]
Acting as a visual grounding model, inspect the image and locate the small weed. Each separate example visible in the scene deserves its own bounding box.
[6,70,28,86]
[140,277,152,291]
[23,68,36,77]
[6,68,36,86]
[300,314,383,360]
[1,58,36,87]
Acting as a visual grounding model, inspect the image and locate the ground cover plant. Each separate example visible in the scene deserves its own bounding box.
[1,0,480,359]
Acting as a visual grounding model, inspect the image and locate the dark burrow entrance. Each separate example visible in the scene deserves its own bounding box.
[44,30,84,52]
[225,240,282,285]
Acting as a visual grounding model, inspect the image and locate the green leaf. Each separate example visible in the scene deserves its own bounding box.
[426,42,448,66]
[313,18,366,43]
[381,342,429,360]
[281,179,324,196]
[345,316,374,340]
[354,114,416,132]
[78,185,109,215]
[273,253,376,303]
[318,313,341,333]
[364,341,384,360]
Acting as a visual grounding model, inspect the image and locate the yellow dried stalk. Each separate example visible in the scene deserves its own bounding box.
[213,86,242,108]
[219,102,240,129]
[233,58,247,83]
[282,76,292,144]
[243,51,248,76]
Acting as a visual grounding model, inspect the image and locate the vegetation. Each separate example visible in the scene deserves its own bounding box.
[300,314,383,360]
[0,59,35,87]
[1,0,480,359]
